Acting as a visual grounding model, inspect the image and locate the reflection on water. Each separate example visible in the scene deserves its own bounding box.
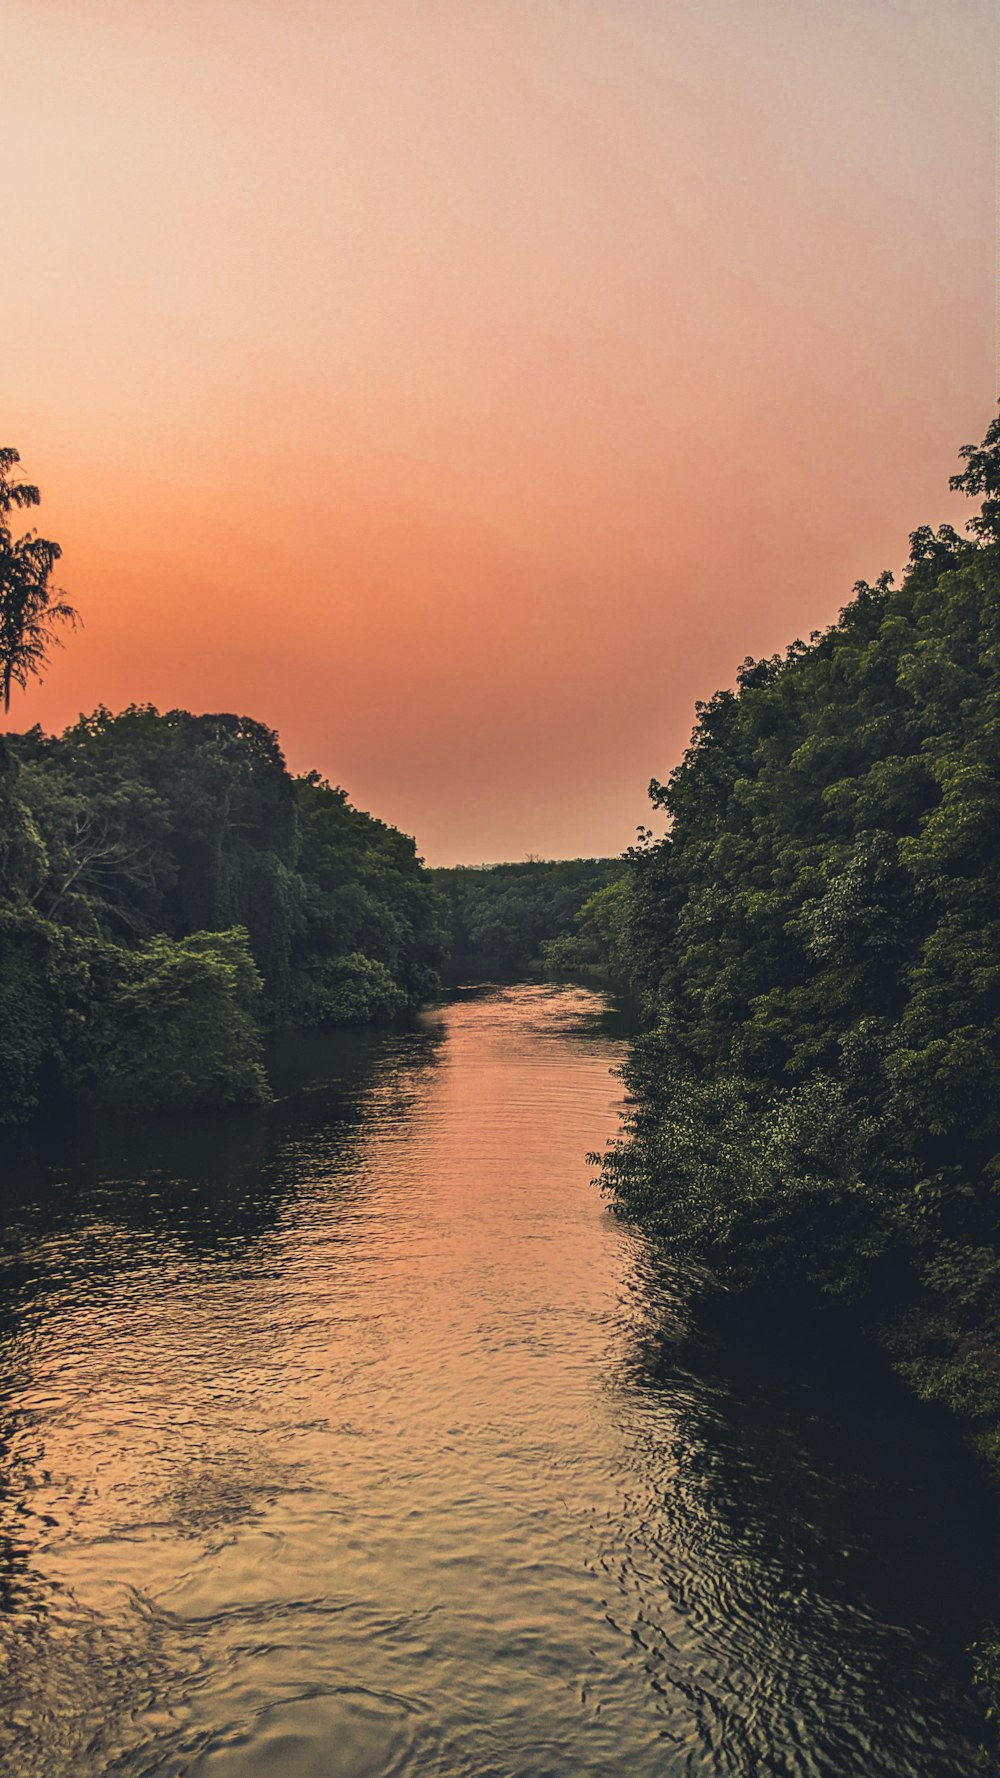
[0,984,993,1776]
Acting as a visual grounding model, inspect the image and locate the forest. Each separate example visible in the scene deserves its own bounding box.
[0,707,450,1123]
[597,416,1000,1516]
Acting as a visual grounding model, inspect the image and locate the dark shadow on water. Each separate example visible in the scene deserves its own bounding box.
[0,1017,446,1267]
[615,1264,1000,1763]
[0,1016,448,1668]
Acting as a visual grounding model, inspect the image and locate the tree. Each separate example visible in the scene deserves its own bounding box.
[600,408,1000,1308]
[0,448,76,712]
[950,408,1000,540]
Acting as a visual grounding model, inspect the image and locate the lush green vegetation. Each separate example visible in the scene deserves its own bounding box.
[598,417,1000,1736]
[431,856,621,977]
[603,418,1000,1399]
[538,874,634,983]
[0,707,447,1125]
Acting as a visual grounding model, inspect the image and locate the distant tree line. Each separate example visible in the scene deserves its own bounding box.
[430,856,622,978]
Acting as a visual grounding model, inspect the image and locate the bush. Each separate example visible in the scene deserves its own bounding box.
[79,927,271,1112]
[290,950,406,1027]
[600,1057,897,1297]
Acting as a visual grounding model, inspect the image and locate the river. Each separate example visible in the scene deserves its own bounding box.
[0,983,995,1776]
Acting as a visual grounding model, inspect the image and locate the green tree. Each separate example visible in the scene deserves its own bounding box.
[602,408,1000,1317]
[0,702,447,1123]
[0,449,76,712]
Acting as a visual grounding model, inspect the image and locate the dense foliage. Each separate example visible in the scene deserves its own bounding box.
[431,857,621,976]
[538,875,634,983]
[0,707,446,1123]
[602,416,1000,1468]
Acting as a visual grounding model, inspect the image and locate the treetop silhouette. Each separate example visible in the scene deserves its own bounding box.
[0,448,76,713]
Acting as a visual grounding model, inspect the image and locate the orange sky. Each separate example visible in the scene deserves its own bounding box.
[3,0,995,863]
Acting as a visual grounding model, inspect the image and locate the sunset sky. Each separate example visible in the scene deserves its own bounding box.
[3,0,995,863]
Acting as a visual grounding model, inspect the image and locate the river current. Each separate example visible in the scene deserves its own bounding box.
[0,983,994,1776]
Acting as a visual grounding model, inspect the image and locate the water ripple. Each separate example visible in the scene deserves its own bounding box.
[0,984,991,1776]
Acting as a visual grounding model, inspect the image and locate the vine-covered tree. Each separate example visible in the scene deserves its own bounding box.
[0,448,76,712]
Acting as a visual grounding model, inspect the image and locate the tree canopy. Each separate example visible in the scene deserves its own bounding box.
[600,411,1000,1476]
[0,706,447,1123]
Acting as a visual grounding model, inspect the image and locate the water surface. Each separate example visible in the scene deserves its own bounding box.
[0,984,993,1776]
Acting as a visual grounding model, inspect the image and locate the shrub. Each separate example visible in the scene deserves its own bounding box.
[78,927,270,1112]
